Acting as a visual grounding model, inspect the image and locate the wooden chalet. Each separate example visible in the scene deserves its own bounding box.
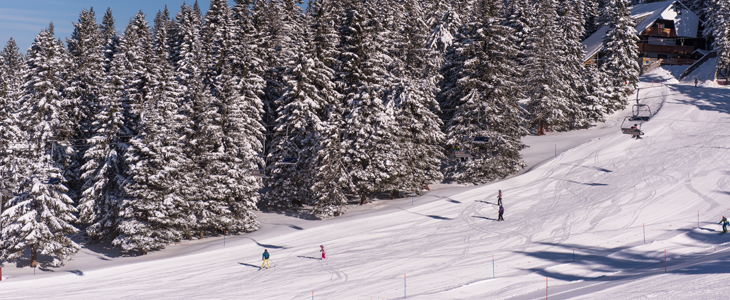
[582,0,707,69]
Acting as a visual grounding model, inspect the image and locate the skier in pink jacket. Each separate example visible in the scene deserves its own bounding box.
[320,245,326,260]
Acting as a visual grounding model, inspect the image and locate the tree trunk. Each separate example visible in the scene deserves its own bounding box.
[359,193,370,205]
[31,247,37,268]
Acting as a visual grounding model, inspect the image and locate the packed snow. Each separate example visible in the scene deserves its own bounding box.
[1,66,730,299]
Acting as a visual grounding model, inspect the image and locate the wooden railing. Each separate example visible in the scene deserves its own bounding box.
[661,58,696,65]
[642,27,675,37]
[637,43,694,55]
[679,51,715,80]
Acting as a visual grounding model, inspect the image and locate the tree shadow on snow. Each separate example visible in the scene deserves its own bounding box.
[520,228,730,283]
[670,85,730,116]
[246,238,288,249]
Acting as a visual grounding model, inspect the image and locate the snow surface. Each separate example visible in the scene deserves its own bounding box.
[2,66,730,299]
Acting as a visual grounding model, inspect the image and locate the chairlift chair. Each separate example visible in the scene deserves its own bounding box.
[249,168,269,178]
[620,116,644,137]
[631,104,652,121]
[454,150,472,158]
[276,156,299,165]
[472,136,490,144]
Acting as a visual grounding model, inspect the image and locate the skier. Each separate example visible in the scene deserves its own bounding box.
[631,124,641,139]
[497,189,503,206]
[320,245,326,260]
[719,216,729,233]
[261,249,271,269]
[695,77,698,87]
[498,205,504,221]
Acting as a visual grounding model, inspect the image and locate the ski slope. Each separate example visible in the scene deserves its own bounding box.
[2,68,730,299]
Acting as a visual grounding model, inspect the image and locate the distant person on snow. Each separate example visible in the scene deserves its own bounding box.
[719,216,729,233]
[320,245,326,260]
[497,189,503,206]
[695,77,699,87]
[261,249,271,269]
[498,205,504,221]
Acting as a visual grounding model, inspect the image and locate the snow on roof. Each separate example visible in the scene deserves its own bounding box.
[582,0,700,62]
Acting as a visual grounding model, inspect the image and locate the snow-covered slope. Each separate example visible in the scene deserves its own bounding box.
[1,68,729,299]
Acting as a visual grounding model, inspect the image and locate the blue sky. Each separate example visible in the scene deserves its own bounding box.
[0,0,237,53]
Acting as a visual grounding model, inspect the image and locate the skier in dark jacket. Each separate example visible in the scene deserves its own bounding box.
[261,249,271,269]
[498,205,504,221]
[720,216,729,233]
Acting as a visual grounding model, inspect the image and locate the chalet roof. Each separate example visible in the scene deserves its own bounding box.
[582,0,701,62]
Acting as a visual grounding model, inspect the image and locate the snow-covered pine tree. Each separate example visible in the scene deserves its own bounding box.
[195,0,263,236]
[115,11,192,254]
[171,4,209,229]
[583,0,603,38]
[442,0,527,184]
[704,0,730,73]
[119,12,154,138]
[65,8,107,200]
[195,65,264,234]
[101,8,121,73]
[266,52,336,209]
[307,0,349,217]
[524,0,575,134]
[558,0,601,129]
[0,38,29,200]
[425,0,463,70]
[599,0,639,112]
[0,24,80,268]
[337,0,400,204]
[373,0,445,195]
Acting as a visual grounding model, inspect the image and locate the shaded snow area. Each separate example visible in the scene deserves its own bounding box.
[2,70,730,299]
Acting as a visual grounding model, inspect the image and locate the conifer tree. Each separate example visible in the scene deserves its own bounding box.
[66,8,107,200]
[443,0,527,183]
[524,0,575,134]
[308,0,349,217]
[101,8,121,73]
[0,24,79,268]
[338,0,399,204]
[704,0,730,73]
[599,0,639,112]
[0,38,29,197]
[115,11,191,253]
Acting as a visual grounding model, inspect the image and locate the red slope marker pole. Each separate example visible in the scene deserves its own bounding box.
[404,273,407,298]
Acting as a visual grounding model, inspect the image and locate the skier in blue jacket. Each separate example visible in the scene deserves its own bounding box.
[719,216,728,233]
[261,249,271,269]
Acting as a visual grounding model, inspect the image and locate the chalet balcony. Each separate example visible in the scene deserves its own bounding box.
[642,27,676,37]
[638,43,694,55]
